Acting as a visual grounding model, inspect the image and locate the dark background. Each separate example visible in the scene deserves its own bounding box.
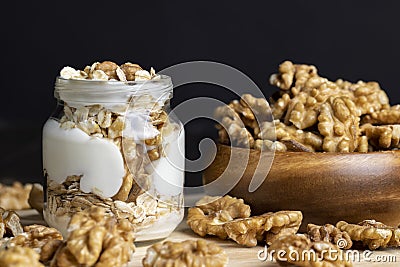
[1,0,400,185]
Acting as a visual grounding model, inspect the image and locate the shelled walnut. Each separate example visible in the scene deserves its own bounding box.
[223,214,266,247]
[362,105,400,125]
[214,105,255,148]
[269,61,318,92]
[361,123,400,149]
[9,224,63,251]
[187,195,251,239]
[2,210,23,237]
[223,211,302,247]
[263,210,303,245]
[50,207,135,267]
[142,239,228,267]
[307,223,352,249]
[336,220,400,250]
[269,234,353,267]
[0,246,44,267]
[318,96,361,152]
[216,60,397,153]
[0,182,32,210]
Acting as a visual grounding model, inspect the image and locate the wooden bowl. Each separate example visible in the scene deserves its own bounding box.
[203,144,400,231]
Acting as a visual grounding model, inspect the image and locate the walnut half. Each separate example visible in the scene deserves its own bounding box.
[223,210,303,247]
[307,223,352,249]
[187,195,251,239]
[0,246,44,267]
[269,234,353,267]
[337,220,400,250]
[142,239,228,267]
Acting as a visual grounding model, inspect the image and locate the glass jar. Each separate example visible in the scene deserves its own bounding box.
[43,76,184,241]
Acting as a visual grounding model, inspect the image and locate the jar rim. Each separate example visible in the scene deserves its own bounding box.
[54,75,173,105]
[55,75,172,93]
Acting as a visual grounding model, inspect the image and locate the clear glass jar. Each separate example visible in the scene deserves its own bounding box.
[43,76,184,241]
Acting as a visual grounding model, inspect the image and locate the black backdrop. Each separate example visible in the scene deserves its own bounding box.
[1,0,400,185]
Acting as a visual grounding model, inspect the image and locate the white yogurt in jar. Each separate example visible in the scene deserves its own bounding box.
[43,119,125,198]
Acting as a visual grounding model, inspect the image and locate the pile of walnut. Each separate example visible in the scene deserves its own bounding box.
[215,61,400,152]
[60,61,158,81]
[0,206,135,267]
[187,195,400,267]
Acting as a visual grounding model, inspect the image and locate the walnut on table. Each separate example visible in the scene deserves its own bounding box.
[0,182,32,210]
[187,195,251,239]
[0,246,44,267]
[336,220,400,250]
[269,234,353,267]
[10,224,63,251]
[40,239,64,263]
[307,223,352,249]
[3,210,23,237]
[50,206,135,267]
[223,210,302,247]
[142,239,228,267]
[263,210,303,245]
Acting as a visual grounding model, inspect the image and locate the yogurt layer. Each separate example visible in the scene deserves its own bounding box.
[43,119,125,198]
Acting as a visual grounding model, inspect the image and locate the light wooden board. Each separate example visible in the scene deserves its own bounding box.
[17,210,400,267]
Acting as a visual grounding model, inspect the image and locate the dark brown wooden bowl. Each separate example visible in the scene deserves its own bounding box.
[203,144,400,231]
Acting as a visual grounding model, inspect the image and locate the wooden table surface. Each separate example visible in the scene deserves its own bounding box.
[18,209,400,266]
